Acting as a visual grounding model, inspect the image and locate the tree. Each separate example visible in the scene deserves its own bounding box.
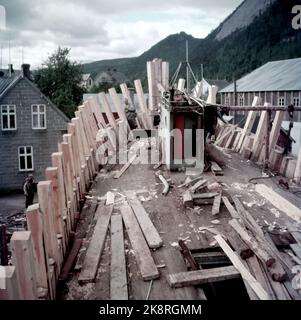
[34,47,85,118]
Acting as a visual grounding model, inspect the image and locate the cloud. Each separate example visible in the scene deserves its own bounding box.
[0,0,242,69]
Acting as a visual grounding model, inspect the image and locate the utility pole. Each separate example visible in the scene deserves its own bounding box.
[186,40,189,92]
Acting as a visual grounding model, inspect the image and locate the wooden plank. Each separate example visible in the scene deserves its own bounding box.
[255,184,301,222]
[0,266,20,300]
[106,191,115,205]
[214,235,270,300]
[212,192,222,216]
[236,96,261,152]
[193,192,219,199]
[290,244,301,260]
[109,87,130,130]
[183,190,193,208]
[229,219,275,267]
[127,196,163,249]
[98,92,117,131]
[294,144,301,184]
[251,107,268,161]
[59,239,82,282]
[189,179,207,193]
[37,181,61,273]
[222,196,240,219]
[120,203,159,280]
[134,79,152,129]
[26,204,48,291]
[167,266,240,288]
[78,205,113,284]
[114,153,137,179]
[269,111,284,161]
[11,231,38,300]
[227,232,254,260]
[110,215,128,300]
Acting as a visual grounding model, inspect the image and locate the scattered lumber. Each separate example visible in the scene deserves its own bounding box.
[120,203,159,281]
[183,190,193,208]
[167,266,240,288]
[255,184,301,222]
[193,192,219,199]
[212,192,222,216]
[290,243,301,260]
[222,196,240,219]
[178,176,202,188]
[229,219,275,267]
[114,153,137,179]
[189,179,207,193]
[127,196,163,249]
[110,214,128,300]
[214,235,270,300]
[178,239,199,271]
[227,233,254,260]
[78,205,113,284]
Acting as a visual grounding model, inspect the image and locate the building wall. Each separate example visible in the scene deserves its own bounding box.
[0,78,68,192]
[221,90,301,122]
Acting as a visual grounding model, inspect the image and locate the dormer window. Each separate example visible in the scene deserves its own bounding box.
[32,104,46,129]
[1,105,17,131]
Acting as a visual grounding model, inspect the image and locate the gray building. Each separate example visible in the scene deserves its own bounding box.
[219,58,301,122]
[0,64,69,192]
[94,69,129,87]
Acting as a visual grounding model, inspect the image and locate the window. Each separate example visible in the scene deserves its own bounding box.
[1,105,17,130]
[238,95,244,106]
[32,104,46,129]
[225,97,230,105]
[18,146,34,171]
[278,97,285,106]
[293,97,300,107]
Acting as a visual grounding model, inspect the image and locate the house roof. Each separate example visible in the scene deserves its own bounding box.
[220,58,301,93]
[0,74,69,122]
[205,79,230,90]
[94,70,129,84]
[82,73,92,81]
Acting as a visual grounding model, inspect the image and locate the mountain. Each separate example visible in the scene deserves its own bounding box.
[83,0,301,85]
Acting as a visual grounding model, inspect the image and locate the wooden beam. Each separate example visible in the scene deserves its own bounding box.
[167,266,240,288]
[114,153,137,179]
[222,196,240,219]
[120,203,159,281]
[251,107,268,161]
[294,145,301,184]
[26,204,48,291]
[269,111,284,161]
[78,205,113,284]
[229,219,275,267]
[212,192,222,216]
[98,92,117,131]
[236,96,261,152]
[127,195,163,249]
[255,184,301,222]
[0,266,20,300]
[110,214,128,300]
[109,87,130,130]
[11,231,38,300]
[189,179,207,193]
[183,190,193,208]
[214,235,270,300]
[37,181,61,274]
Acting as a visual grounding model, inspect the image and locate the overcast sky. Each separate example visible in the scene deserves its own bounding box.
[0,0,242,69]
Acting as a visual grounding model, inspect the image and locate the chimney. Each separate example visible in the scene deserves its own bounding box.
[21,64,31,79]
[8,64,13,77]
